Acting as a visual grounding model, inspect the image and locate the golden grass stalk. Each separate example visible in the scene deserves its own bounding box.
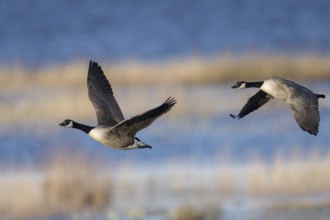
[246,151,330,196]
[2,53,329,127]
[0,171,44,218]
[0,154,112,218]
[1,53,330,91]
[1,150,330,218]
[170,203,221,220]
[44,152,112,214]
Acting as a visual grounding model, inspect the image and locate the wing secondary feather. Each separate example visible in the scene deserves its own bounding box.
[289,98,320,136]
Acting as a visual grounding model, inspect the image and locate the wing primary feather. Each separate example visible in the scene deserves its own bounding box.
[112,97,177,136]
[88,60,125,126]
[234,90,271,119]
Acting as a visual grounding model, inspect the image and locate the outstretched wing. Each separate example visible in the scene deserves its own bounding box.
[289,96,320,136]
[230,90,272,119]
[88,61,125,126]
[112,97,176,137]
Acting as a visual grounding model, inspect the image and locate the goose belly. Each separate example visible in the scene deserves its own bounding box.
[88,127,126,149]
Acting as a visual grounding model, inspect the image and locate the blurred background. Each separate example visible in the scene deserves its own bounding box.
[1,0,330,219]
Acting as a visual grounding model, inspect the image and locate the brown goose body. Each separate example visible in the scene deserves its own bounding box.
[231,77,325,136]
[60,61,176,150]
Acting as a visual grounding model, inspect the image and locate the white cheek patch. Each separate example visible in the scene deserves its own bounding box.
[67,121,73,128]
[239,83,246,89]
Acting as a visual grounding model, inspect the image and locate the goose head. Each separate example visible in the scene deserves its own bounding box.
[59,119,74,128]
[232,81,247,89]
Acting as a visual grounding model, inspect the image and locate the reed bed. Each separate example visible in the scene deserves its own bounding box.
[170,203,221,220]
[0,171,44,219]
[0,84,248,127]
[2,80,327,128]
[44,152,112,214]
[0,154,112,219]
[1,150,330,218]
[1,54,330,218]
[1,54,330,91]
[246,152,330,196]
[1,53,329,127]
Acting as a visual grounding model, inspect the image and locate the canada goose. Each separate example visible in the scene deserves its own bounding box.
[230,77,325,136]
[59,61,176,150]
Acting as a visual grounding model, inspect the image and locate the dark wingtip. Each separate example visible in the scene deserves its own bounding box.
[165,97,177,106]
[229,114,237,119]
[87,60,106,83]
[89,60,99,68]
[310,131,318,136]
[306,129,318,136]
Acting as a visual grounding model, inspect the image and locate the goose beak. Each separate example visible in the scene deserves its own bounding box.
[59,122,65,126]
[231,84,239,88]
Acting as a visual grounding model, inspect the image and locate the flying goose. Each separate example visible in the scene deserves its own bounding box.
[230,77,325,136]
[59,61,176,150]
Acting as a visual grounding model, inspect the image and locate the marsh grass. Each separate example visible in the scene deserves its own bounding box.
[1,54,330,91]
[0,154,112,218]
[246,151,330,196]
[170,203,222,220]
[2,54,329,127]
[266,199,330,212]
[1,150,330,218]
[0,84,239,127]
[0,171,45,219]
[264,199,330,220]
[44,152,112,214]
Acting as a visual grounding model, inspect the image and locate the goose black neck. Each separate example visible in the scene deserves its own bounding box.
[72,121,94,133]
[246,81,264,88]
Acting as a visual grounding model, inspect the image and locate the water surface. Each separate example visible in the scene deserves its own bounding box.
[1,0,330,67]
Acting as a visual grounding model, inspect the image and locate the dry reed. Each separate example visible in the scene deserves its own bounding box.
[170,203,221,220]
[266,199,330,212]
[1,150,330,218]
[2,53,329,127]
[0,171,44,219]
[1,54,329,91]
[0,154,112,218]
[44,152,112,214]
[246,152,330,196]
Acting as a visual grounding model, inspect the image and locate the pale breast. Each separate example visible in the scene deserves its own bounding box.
[88,126,132,149]
[88,127,107,144]
[260,77,290,101]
